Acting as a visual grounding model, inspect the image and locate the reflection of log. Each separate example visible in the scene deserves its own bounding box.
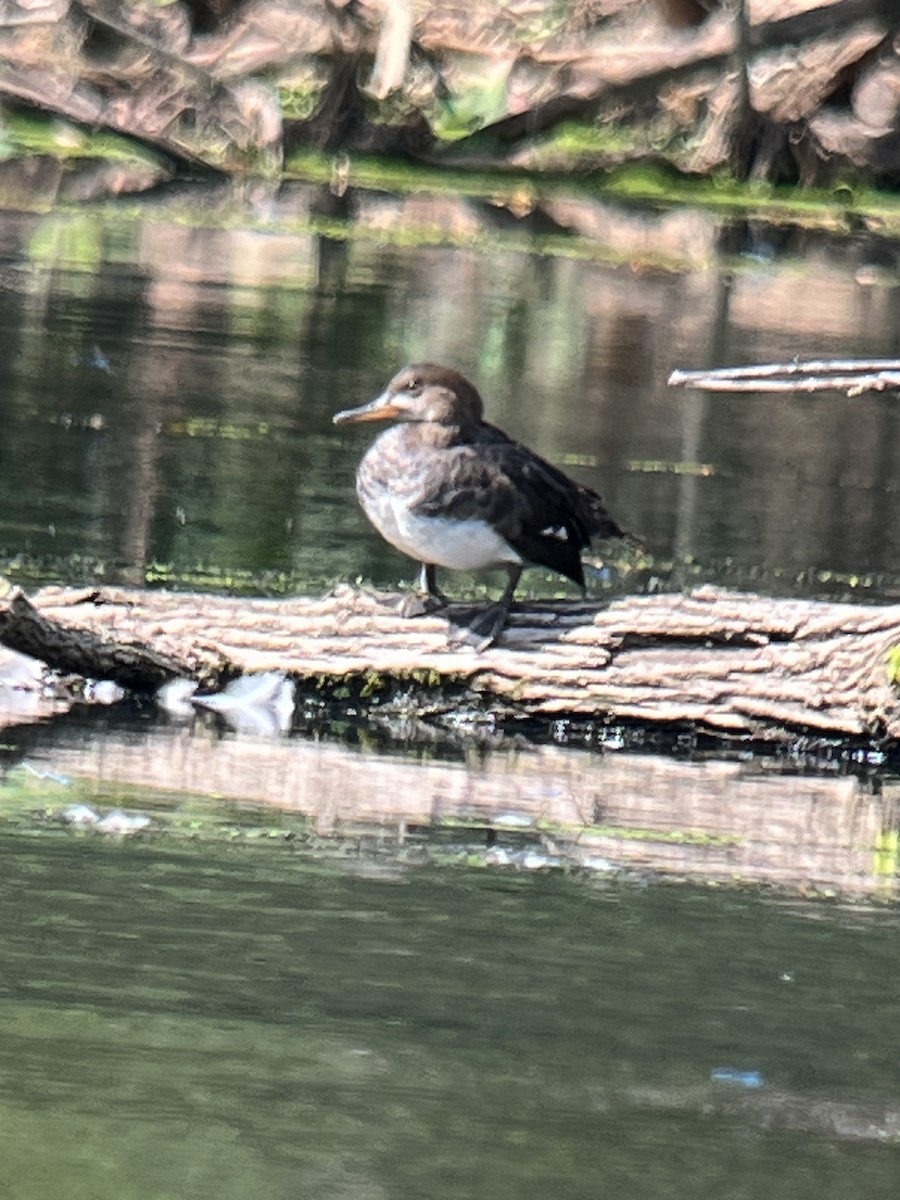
[21,718,900,898]
[2,582,899,740]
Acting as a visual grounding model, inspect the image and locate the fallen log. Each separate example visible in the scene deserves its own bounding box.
[1,581,899,742]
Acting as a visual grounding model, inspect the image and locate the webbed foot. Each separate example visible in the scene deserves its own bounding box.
[398,591,449,619]
[450,601,511,652]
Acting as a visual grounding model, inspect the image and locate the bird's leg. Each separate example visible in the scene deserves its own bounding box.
[399,563,450,618]
[459,564,522,651]
[420,562,451,607]
[498,564,523,609]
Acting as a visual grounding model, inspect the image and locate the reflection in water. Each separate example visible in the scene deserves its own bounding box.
[2,188,900,1200]
[1,191,899,599]
[2,708,897,902]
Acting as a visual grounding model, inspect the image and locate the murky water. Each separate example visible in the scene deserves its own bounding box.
[1,828,899,1200]
[2,184,900,1194]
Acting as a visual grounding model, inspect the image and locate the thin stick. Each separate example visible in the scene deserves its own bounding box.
[669,360,900,395]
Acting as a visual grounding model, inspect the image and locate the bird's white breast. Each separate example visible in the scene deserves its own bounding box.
[357,432,522,571]
[391,506,522,571]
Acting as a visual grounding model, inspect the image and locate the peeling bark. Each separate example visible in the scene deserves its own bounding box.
[0,586,189,692]
[2,582,899,740]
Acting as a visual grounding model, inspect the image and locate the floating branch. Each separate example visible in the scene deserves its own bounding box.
[668,359,900,395]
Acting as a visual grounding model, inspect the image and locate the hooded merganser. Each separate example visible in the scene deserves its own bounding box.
[334,363,631,647]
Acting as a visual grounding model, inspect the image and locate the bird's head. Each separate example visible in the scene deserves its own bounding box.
[333,364,484,429]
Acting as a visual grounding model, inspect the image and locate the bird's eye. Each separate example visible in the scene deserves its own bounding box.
[405,377,421,393]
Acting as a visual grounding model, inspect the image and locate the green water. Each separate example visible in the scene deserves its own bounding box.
[2,196,900,600]
[2,184,900,1196]
[0,830,898,1199]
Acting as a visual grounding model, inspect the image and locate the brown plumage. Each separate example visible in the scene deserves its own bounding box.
[334,363,632,646]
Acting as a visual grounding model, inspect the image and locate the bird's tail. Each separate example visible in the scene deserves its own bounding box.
[580,492,643,550]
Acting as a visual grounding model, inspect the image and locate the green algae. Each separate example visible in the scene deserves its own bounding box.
[4,98,900,237]
[1,110,168,168]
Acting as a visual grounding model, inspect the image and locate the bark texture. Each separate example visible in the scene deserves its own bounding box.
[3,582,899,740]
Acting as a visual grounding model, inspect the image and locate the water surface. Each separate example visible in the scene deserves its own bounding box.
[2,184,900,1197]
[1,189,899,599]
[1,830,899,1200]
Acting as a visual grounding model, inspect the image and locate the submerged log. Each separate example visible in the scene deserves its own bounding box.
[1,581,899,741]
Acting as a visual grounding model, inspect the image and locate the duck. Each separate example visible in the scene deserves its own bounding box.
[333,363,632,647]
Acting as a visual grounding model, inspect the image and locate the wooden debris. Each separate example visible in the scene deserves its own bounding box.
[1,582,899,741]
[669,359,900,394]
[0,585,188,692]
[748,21,886,125]
[0,0,284,174]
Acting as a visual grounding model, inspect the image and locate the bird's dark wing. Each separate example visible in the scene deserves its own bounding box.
[412,426,627,586]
